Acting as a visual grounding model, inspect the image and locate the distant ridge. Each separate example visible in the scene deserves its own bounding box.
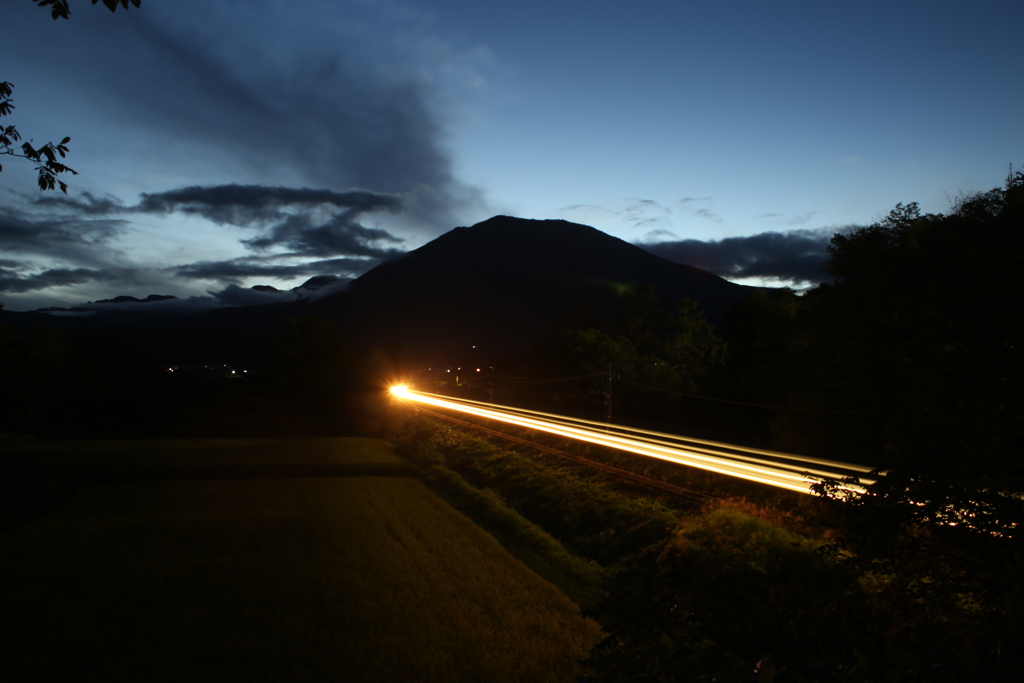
[29,293,178,313]
[249,275,347,294]
[91,294,179,305]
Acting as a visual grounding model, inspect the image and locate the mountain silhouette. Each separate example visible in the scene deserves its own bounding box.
[298,216,755,361]
[4,216,757,365]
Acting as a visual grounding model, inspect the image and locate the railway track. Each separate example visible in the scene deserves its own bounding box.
[417,406,721,504]
[392,385,875,495]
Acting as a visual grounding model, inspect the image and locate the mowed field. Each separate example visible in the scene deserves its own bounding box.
[0,437,602,682]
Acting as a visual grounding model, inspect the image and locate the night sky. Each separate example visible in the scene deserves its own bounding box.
[2,0,1021,311]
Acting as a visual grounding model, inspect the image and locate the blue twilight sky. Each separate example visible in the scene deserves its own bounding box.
[1,0,1021,311]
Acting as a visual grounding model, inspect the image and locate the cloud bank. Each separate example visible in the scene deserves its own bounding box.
[0,182,408,307]
[135,185,402,226]
[135,184,406,259]
[638,228,841,285]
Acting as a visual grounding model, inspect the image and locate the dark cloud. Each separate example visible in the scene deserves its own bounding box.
[0,217,111,249]
[241,214,403,258]
[133,183,406,259]
[638,228,839,284]
[0,266,135,294]
[32,192,125,215]
[0,199,136,298]
[3,1,485,234]
[135,185,403,226]
[0,181,406,303]
[0,205,123,254]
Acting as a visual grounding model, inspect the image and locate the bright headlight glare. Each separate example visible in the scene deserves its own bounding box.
[393,387,872,496]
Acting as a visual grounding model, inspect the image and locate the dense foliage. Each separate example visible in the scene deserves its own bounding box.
[562,287,725,393]
[384,410,1024,680]
[743,172,1024,543]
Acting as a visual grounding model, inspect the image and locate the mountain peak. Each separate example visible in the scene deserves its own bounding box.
[355,215,650,282]
[463,214,610,235]
[318,215,755,359]
[433,215,628,251]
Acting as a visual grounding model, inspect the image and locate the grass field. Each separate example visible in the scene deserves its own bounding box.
[0,438,602,682]
[2,435,407,469]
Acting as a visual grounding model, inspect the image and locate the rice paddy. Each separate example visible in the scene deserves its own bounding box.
[0,437,601,681]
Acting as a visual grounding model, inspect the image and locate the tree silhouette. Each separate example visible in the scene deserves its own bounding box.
[0,82,76,192]
[808,167,1024,542]
[1,1,142,191]
[561,286,725,412]
[32,0,141,21]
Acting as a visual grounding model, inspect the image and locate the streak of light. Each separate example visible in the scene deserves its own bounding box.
[389,385,872,495]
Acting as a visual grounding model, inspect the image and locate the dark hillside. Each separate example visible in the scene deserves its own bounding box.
[306,216,754,362]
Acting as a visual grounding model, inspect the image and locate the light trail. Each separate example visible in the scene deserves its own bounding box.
[390,385,873,495]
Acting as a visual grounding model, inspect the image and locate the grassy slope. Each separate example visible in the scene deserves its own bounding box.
[1,435,407,468]
[0,438,601,682]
